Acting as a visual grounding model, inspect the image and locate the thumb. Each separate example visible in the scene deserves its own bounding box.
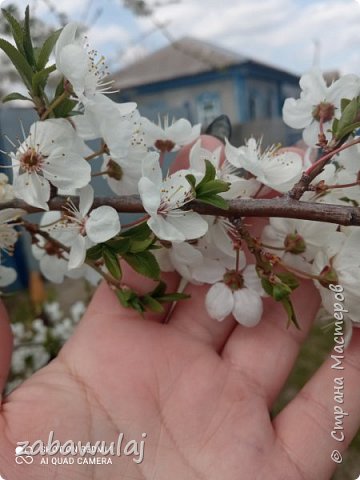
[0,300,13,399]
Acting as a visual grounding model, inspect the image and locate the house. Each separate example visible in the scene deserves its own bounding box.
[112,37,301,145]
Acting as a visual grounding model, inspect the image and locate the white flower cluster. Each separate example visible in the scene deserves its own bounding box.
[2,23,360,335]
[7,300,86,393]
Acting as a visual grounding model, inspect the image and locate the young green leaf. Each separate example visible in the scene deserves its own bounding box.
[197,159,216,188]
[156,292,190,302]
[32,64,56,96]
[121,221,152,241]
[1,8,25,55]
[0,38,33,88]
[2,92,31,103]
[196,194,229,210]
[23,6,36,68]
[123,251,160,280]
[142,295,165,313]
[281,297,300,329]
[36,28,62,70]
[102,247,122,280]
[86,244,104,261]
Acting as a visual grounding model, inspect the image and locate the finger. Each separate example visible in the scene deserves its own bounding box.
[0,300,13,398]
[273,328,360,480]
[221,279,321,407]
[169,283,237,351]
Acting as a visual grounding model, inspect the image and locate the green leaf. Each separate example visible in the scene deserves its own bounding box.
[1,8,25,55]
[123,251,160,280]
[150,281,167,298]
[276,272,299,291]
[197,159,216,188]
[0,38,33,88]
[261,278,274,296]
[2,92,31,103]
[156,292,190,302]
[103,247,122,279]
[121,221,152,241]
[32,64,56,96]
[197,179,230,196]
[23,5,35,67]
[36,28,62,70]
[185,173,196,195]
[196,195,229,210]
[281,297,300,330]
[53,98,77,118]
[86,244,104,261]
[272,283,292,301]
[129,237,154,253]
[335,97,359,139]
[142,295,164,313]
[335,121,360,140]
[106,237,131,255]
[340,98,351,113]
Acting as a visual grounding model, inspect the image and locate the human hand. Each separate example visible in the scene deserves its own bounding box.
[1,263,360,479]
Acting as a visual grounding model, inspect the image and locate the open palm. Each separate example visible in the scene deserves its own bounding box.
[1,266,360,480]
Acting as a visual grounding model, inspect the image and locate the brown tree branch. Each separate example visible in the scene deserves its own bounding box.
[3,195,360,226]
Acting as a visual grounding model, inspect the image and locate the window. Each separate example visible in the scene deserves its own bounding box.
[196,92,221,126]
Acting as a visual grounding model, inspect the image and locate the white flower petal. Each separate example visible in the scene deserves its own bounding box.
[205,283,234,321]
[86,206,121,242]
[148,215,185,242]
[79,185,94,217]
[138,177,161,216]
[68,235,87,270]
[14,173,50,210]
[167,212,208,241]
[232,288,263,327]
[141,152,162,186]
[43,153,91,189]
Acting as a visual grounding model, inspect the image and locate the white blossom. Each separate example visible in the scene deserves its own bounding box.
[313,230,360,327]
[10,119,91,210]
[262,217,338,272]
[61,185,121,269]
[141,116,201,152]
[205,265,264,327]
[283,69,360,147]
[225,137,303,193]
[138,155,208,242]
[55,22,114,101]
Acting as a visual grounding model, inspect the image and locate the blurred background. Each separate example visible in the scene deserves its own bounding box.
[0,1,359,477]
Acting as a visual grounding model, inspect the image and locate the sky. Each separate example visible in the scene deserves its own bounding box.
[2,0,360,77]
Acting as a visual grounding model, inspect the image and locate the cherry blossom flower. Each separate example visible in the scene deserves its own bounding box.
[103,151,157,197]
[73,94,138,153]
[225,137,303,193]
[55,23,115,101]
[138,155,208,242]
[31,212,96,284]
[10,119,91,210]
[283,68,360,147]
[141,116,201,152]
[189,138,259,199]
[313,230,359,326]
[205,265,265,327]
[262,217,338,272]
[61,185,121,269]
